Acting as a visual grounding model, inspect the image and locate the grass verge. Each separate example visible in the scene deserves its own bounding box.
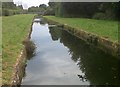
[2,14,35,85]
[45,16,118,42]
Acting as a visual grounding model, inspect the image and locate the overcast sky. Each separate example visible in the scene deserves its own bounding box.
[13,0,49,9]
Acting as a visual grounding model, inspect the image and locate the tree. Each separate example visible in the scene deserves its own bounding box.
[28,6,40,12]
[2,2,16,9]
[48,2,101,18]
[98,2,119,20]
[49,2,119,20]
[39,4,47,10]
[17,5,23,10]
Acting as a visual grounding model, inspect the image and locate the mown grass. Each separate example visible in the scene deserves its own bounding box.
[45,16,118,42]
[2,14,35,85]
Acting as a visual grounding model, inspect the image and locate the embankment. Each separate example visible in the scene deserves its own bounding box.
[2,14,35,86]
[45,17,120,58]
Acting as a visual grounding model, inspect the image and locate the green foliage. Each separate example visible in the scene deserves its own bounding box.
[48,2,56,15]
[44,7,55,15]
[49,2,119,20]
[17,5,23,10]
[2,9,21,16]
[97,2,118,20]
[28,4,47,13]
[2,9,14,16]
[22,39,36,59]
[2,2,16,9]
[39,4,47,10]
[55,3,64,17]
[2,9,10,16]
[93,11,116,20]
[2,2,24,16]
[93,13,106,20]
[28,6,40,12]
[52,2,101,18]
[48,2,56,9]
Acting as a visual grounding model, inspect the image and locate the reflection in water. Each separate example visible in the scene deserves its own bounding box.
[22,40,36,60]
[77,74,87,82]
[22,20,120,86]
[49,27,120,86]
[34,18,47,25]
[22,22,88,85]
[49,27,62,41]
[40,18,47,25]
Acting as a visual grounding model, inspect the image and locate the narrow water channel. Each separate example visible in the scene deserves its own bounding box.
[21,18,120,86]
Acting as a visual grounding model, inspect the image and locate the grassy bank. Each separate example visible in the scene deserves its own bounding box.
[45,16,118,42]
[2,14,35,85]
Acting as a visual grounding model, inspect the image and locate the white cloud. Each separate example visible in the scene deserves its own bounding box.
[13,0,49,9]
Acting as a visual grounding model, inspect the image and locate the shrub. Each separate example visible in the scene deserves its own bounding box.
[93,12,116,20]
[2,9,21,16]
[2,9,10,16]
[44,8,55,16]
[22,39,36,59]
[92,13,106,20]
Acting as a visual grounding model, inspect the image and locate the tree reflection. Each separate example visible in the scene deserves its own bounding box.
[49,27,62,41]
[40,18,47,25]
[49,28,120,86]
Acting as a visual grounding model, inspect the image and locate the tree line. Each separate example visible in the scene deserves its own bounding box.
[1,1,24,16]
[27,4,55,15]
[1,2,119,20]
[48,2,119,20]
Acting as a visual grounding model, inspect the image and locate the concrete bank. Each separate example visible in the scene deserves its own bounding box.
[45,18,120,59]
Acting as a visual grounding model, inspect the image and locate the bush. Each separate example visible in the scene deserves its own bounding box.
[2,9,10,16]
[22,39,36,59]
[2,9,21,16]
[44,8,55,16]
[93,12,116,20]
[92,13,106,20]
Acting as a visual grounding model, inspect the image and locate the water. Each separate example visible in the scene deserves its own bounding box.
[21,18,120,86]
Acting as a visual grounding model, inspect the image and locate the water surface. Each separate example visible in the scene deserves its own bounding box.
[21,19,120,86]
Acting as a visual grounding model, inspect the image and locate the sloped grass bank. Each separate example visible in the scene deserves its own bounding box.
[2,14,35,85]
[45,16,118,42]
[45,16,119,58]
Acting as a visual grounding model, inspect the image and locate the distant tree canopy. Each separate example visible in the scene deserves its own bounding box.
[57,2,101,18]
[27,4,55,15]
[39,4,47,10]
[17,5,23,10]
[2,2,16,9]
[48,2,119,20]
[28,4,47,13]
[28,6,39,12]
[1,1,24,16]
[2,2,23,10]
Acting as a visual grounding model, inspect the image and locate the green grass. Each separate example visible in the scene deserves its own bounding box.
[45,16,118,42]
[2,14,35,85]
